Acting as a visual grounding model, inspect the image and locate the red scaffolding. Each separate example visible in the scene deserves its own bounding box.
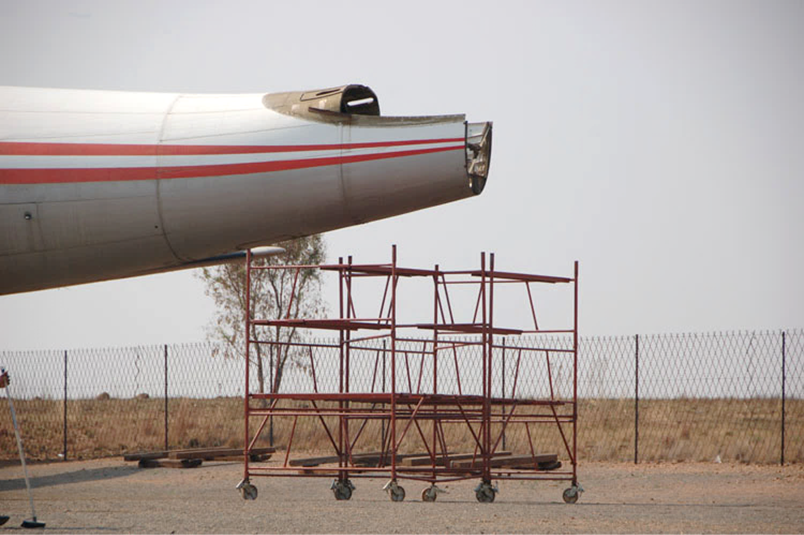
[237,246,582,504]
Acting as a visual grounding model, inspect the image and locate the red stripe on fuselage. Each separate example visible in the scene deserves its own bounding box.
[0,138,464,156]
[0,145,463,185]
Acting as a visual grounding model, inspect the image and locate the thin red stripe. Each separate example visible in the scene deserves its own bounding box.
[0,145,462,185]
[0,138,464,156]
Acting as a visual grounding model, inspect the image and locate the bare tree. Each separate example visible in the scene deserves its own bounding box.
[198,235,326,395]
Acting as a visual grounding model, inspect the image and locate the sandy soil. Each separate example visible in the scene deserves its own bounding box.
[0,458,802,533]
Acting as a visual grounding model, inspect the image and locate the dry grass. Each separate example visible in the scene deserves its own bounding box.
[1,397,801,464]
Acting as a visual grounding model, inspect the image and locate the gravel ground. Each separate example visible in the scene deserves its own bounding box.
[0,458,802,533]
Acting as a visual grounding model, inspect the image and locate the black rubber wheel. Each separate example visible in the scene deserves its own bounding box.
[334,483,353,501]
[241,483,258,501]
[390,485,406,502]
[476,487,496,503]
[422,487,437,502]
[563,487,579,504]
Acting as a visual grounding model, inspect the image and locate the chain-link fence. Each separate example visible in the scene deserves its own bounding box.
[1,330,801,464]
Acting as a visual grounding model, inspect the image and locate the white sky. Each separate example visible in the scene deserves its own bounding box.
[0,0,802,350]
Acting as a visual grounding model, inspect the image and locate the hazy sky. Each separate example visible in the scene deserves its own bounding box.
[0,0,802,350]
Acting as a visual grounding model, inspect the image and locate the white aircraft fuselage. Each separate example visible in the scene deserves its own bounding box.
[0,84,492,295]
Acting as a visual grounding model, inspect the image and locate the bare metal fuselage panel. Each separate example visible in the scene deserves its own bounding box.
[0,84,492,295]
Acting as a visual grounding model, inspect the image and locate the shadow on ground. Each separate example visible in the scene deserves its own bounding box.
[0,465,139,492]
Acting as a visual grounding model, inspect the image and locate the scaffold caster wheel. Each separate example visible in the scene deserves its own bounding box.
[421,486,439,502]
[474,481,497,503]
[390,485,405,502]
[383,480,406,502]
[331,479,355,501]
[236,480,258,501]
[562,485,583,504]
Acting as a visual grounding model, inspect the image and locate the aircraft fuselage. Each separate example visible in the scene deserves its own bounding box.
[0,84,492,294]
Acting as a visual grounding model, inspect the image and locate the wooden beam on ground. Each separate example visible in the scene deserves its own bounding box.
[348,452,431,467]
[399,451,512,467]
[212,453,272,462]
[170,447,275,460]
[138,458,203,469]
[289,452,389,467]
[125,447,275,462]
[288,454,342,467]
[289,451,426,467]
[295,469,340,475]
[351,455,400,467]
[124,451,168,462]
[451,453,557,469]
[530,460,563,471]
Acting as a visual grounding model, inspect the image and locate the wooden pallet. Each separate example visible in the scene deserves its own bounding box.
[125,447,274,463]
[124,451,167,462]
[170,447,274,460]
[138,458,203,469]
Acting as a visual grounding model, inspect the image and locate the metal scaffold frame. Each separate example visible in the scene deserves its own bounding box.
[237,246,582,504]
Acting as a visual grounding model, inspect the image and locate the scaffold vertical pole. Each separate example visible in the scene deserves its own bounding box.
[573,260,579,484]
[502,337,506,451]
[338,256,345,475]
[382,339,386,448]
[432,264,440,482]
[488,253,496,482]
[244,249,252,480]
[344,255,353,479]
[390,245,398,481]
[480,252,489,481]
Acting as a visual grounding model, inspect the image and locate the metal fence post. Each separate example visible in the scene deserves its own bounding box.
[63,350,68,461]
[781,331,786,466]
[634,334,639,465]
[164,344,169,451]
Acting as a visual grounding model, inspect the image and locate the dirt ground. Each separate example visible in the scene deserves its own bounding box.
[0,458,802,534]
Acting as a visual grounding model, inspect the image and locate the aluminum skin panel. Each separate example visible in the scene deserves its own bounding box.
[0,86,488,295]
